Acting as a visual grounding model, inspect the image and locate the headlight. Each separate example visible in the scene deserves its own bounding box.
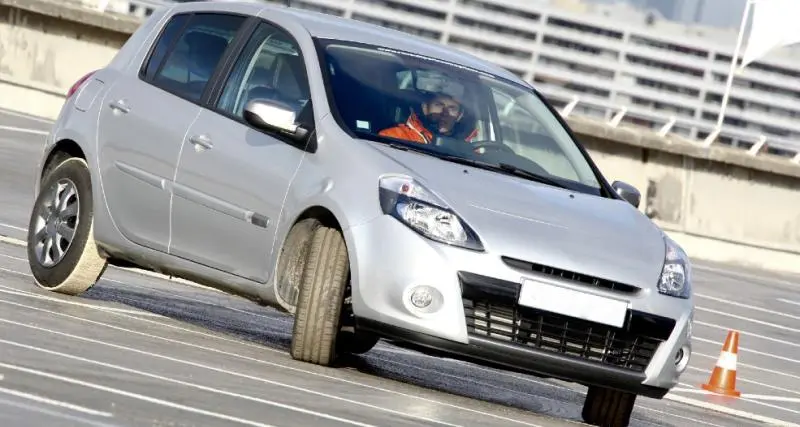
[378,175,484,251]
[658,235,692,299]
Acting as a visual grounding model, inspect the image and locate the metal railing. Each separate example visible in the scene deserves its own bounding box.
[537,85,800,163]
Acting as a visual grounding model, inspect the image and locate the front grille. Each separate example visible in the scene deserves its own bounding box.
[501,256,641,295]
[459,272,675,373]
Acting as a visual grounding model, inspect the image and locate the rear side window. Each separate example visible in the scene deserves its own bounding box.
[141,13,190,81]
[144,13,247,103]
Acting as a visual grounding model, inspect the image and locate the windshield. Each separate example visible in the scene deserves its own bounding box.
[316,39,603,194]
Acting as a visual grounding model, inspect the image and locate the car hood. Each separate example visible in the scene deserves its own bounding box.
[372,144,667,291]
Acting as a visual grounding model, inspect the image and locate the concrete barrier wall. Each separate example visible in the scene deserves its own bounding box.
[2,0,800,275]
[0,0,134,118]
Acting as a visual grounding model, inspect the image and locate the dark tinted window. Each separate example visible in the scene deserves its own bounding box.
[151,13,246,103]
[142,13,190,80]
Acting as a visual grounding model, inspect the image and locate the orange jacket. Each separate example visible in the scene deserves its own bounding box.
[379,111,477,144]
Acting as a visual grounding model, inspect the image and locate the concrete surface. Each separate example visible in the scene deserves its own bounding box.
[2,108,800,427]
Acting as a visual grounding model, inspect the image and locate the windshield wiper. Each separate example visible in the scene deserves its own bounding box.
[495,162,569,189]
[382,141,568,190]
[437,155,569,189]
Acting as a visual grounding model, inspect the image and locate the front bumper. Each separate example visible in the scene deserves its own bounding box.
[345,215,693,398]
[356,317,669,399]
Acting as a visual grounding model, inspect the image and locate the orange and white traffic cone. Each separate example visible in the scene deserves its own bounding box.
[701,330,741,397]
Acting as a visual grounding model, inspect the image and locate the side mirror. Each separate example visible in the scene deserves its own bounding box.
[612,180,641,208]
[244,99,310,142]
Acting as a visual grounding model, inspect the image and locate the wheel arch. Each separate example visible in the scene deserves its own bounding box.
[293,205,343,233]
[270,204,354,311]
[276,205,348,278]
[40,139,88,184]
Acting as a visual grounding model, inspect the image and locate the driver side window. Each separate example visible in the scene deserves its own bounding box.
[216,21,312,126]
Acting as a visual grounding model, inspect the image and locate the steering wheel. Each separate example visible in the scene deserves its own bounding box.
[470,140,517,156]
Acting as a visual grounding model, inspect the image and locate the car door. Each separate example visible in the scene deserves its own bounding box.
[97,11,247,253]
[169,20,314,283]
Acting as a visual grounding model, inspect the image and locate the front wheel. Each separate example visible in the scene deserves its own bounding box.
[290,225,349,366]
[26,157,107,295]
[581,385,637,427]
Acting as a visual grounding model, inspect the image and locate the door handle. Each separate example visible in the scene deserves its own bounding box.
[189,134,214,151]
[109,99,130,114]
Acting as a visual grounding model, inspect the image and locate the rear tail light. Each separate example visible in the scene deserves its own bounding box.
[66,70,97,99]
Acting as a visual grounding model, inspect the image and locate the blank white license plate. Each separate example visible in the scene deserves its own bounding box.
[518,278,629,328]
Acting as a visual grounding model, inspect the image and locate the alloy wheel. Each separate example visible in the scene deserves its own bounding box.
[31,178,80,268]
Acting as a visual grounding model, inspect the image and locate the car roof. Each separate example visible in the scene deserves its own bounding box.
[168,1,526,84]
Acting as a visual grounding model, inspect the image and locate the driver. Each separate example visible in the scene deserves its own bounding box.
[378,92,478,145]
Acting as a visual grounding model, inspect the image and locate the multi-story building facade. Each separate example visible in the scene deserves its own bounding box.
[121,0,800,157]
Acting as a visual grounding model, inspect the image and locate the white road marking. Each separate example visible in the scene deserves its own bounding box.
[7,309,781,427]
[671,388,716,395]
[0,338,381,427]
[0,281,164,318]
[0,396,118,427]
[0,385,112,417]
[0,318,476,427]
[0,230,223,293]
[634,405,727,427]
[737,396,800,416]
[695,306,800,334]
[0,253,25,262]
[695,292,800,322]
[740,394,800,403]
[0,362,278,427]
[694,264,800,288]
[664,393,799,427]
[0,125,49,135]
[0,249,285,324]
[0,223,27,232]
[0,297,544,427]
[778,299,800,307]
[694,319,800,349]
[1,256,797,425]
[4,292,797,427]
[693,336,800,365]
[686,366,800,397]
[365,353,729,427]
[690,354,800,382]
[104,280,275,321]
[0,108,54,124]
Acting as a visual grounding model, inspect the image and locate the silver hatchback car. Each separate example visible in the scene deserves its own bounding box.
[27,2,694,426]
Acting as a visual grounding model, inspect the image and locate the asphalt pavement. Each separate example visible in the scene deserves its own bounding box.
[0,108,799,427]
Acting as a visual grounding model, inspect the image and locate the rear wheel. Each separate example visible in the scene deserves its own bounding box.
[581,386,637,427]
[26,157,107,295]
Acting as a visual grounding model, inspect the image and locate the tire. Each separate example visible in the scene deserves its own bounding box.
[26,157,107,295]
[275,218,321,314]
[581,385,637,427]
[290,225,349,366]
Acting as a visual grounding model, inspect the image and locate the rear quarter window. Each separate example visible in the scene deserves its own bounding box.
[141,13,190,81]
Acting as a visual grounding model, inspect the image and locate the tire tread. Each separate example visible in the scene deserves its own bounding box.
[290,226,348,366]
